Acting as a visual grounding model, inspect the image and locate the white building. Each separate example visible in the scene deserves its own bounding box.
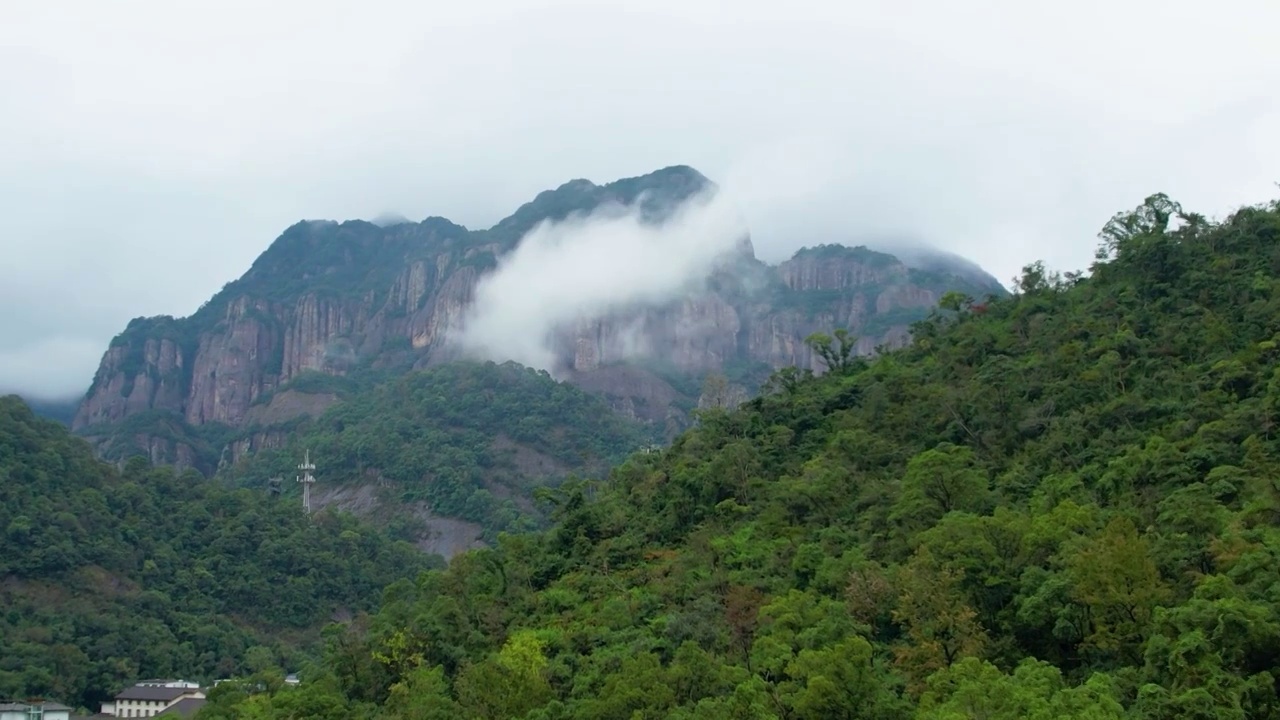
[134,682,198,691]
[0,701,72,720]
[100,682,205,719]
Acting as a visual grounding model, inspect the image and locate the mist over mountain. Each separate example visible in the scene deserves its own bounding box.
[14,394,80,426]
[4,3,1277,715]
[370,211,414,228]
[194,190,1280,719]
[64,164,1004,552]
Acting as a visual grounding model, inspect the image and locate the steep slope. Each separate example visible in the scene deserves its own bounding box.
[72,166,719,435]
[197,192,1280,718]
[221,361,653,555]
[74,166,1003,472]
[0,395,434,711]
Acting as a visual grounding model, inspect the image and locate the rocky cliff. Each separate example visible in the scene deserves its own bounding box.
[74,165,1006,469]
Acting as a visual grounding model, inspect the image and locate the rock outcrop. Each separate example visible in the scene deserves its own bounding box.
[73,165,1006,469]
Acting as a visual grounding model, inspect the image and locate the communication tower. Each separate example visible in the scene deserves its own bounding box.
[297,450,317,514]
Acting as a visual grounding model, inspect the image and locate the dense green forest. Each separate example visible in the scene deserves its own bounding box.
[196,192,1280,719]
[0,397,435,711]
[225,361,654,540]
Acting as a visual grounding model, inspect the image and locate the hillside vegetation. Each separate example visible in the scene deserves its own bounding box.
[0,397,435,711]
[225,361,654,541]
[74,165,1007,492]
[197,192,1280,719]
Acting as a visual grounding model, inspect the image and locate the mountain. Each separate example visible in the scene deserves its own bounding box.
[73,165,1002,452]
[221,361,654,556]
[197,192,1280,719]
[69,165,1005,546]
[0,395,434,711]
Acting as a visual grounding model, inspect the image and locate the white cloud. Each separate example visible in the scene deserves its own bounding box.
[454,187,747,372]
[453,134,890,372]
[1,0,1278,395]
[0,336,106,399]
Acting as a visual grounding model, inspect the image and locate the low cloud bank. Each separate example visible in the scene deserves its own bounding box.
[452,187,749,372]
[0,335,100,399]
[450,136,892,373]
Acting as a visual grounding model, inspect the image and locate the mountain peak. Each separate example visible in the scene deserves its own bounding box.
[482,164,713,246]
[75,163,1006,461]
[599,164,713,204]
[552,177,598,193]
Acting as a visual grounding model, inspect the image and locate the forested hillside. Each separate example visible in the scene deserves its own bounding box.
[224,361,654,543]
[73,165,1005,479]
[197,193,1280,719]
[0,397,434,711]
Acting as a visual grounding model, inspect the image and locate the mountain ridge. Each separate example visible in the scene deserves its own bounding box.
[0,393,437,710]
[71,164,1005,483]
[193,191,1280,719]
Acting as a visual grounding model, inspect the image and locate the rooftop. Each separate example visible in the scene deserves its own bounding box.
[114,686,197,702]
[156,698,206,718]
[0,701,74,711]
[135,680,198,688]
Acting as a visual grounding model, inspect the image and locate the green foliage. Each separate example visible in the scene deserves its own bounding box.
[791,243,903,267]
[479,165,711,250]
[278,370,360,397]
[197,192,1280,718]
[89,315,198,398]
[0,396,434,711]
[225,362,653,540]
[804,328,865,375]
[75,409,238,474]
[79,168,721,480]
[219,219,468,306]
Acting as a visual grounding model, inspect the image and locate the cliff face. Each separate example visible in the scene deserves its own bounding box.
[545,244,959,388]
[75,236,494,435]
[74,165,1006,468]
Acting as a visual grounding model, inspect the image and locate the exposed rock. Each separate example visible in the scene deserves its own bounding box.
[490,434,568,478]
[413,513,487,560]
[74,336,186,428]
[564,365,686,425]
[408,265,477,350]
[242,390,340,427]
[186,298,279,426]
[310,482,485,561]
[73,165,1007,468]
[223,430,291,468]
[138,434,199,471]
[875,284,938,314]
[778,250,893,290]
[697,375,750,411]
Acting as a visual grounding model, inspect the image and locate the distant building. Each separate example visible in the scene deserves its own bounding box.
[133,683,197,691]
[99,682,204,719]
[0,700,73,720]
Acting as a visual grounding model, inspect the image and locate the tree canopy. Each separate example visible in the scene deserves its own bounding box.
[0,397,435,711]
[195,192,1280,719]
[11,191,1280,719]
[225,361,655,541]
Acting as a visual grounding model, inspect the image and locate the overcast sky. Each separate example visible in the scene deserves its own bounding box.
[2,0,1278,398]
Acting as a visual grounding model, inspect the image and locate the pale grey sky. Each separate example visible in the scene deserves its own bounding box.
[2,0,1278,397]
